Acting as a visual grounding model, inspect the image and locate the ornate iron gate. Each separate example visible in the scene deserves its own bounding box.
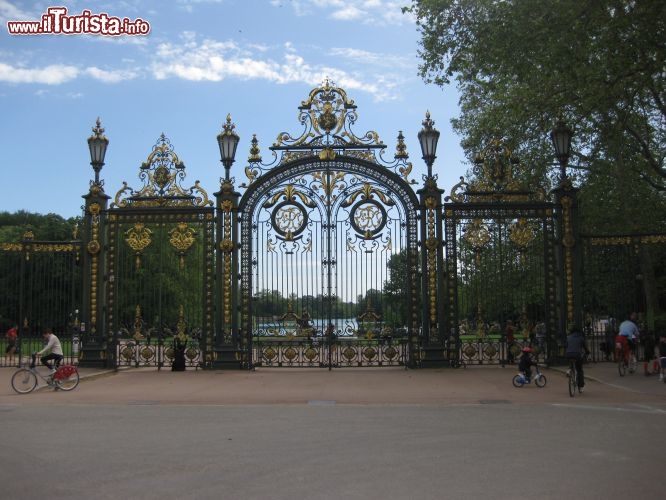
[101,135,215,369]
[0,231,81,367]
[442,141,559,365]
[63,83,581,370]
[581,233,666,361]
[235,83,421,368]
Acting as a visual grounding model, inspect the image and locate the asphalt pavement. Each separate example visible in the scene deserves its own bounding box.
[1,359,665,407]
[1,360,664,500]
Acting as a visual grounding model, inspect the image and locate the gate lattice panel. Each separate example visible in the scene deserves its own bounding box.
[236,82,421,368]
[101,134,215,369]
[442,140,558,365]
[0,233,81,366]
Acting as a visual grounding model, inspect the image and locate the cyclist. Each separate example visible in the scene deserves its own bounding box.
[617,312,640,361]
[34,328,63,373]
[565,326,589,392]
[517,346,536,382]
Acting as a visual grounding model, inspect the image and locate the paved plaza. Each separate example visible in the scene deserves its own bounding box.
[2,360,665,406]
[1,362,664,500]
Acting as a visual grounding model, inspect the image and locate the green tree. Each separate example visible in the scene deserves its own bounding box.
[405,0,666,329]
[383,250,420,328]
[0,211,81,334]
[405,0,666,191]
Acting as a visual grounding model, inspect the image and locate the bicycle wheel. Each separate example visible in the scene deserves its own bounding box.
[11,368,38,394]
[55,369,80,391]
[568,368,576,397]
[618,357,626,377]
[535,373,547,388]
[628,356,637,374]
[512,374,524,388]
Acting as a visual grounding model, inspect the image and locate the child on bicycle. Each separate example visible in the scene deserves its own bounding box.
[518,346,536,382]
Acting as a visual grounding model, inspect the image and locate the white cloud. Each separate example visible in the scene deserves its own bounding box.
[0,0,33,23]
[176,0,227,13]
[85,67,138,83]
[275,0,409,26]
[330,5,364,21]
[329,47,412,69]
[0,62,138,85]
[0,62,79,84]
[150,33,410,101]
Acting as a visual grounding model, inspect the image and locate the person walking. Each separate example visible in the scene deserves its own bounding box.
[5,324,18,365]
[658,334,666,382]
[642,332,657,376]
[566,326,590,392]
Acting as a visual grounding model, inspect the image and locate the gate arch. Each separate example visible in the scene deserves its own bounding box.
[234,82,422,368]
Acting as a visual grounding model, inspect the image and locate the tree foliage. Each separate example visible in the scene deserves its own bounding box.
[0,211,80,333]
[0,210,79,242]
[405,0,666,194]
[405,0,666,329]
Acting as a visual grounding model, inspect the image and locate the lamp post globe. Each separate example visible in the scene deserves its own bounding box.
[87,117,108,183]
[550,119,572,181]
[217,114,240,180]
[418,111,440,177]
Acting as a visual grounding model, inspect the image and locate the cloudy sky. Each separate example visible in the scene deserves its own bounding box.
[0,0,465,219]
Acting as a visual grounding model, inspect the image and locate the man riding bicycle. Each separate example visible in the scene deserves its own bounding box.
[616,312,640,361]
[34,328,63,373]
[565,326,589,392]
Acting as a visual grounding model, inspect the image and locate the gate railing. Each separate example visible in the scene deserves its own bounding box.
[115,337,203,369]
[252,336,408,368]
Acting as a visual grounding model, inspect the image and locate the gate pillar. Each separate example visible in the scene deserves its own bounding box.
[214,179,242,369]
[416,113,448,367]
[553,181,582,349]
[213,115,243,369]
[418,177,447,366]
[551,120,582,356]
[80,119,111,368]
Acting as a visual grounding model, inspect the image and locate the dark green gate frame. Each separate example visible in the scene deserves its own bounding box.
[72,85,582,370]
[79,131,216,369]
[436,140,562,366]
[582,233,666,336]
[226,82,424,369]
[0,231,82,366]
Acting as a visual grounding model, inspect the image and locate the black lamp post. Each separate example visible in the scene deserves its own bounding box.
[418,111,440,178]
[217,114,240,180]
[550,119,572,182]
[87,117,108,184]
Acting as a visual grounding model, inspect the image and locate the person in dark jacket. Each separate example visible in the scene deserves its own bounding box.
[566,327,590,391]
[518,346,536,382]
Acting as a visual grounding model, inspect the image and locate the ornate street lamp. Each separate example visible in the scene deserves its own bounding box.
[550,119,573,182]
[217,114,240,180]
[87,117,108,183]
[418,111,440,177]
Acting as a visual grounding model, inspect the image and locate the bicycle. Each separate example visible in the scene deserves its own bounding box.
[512,364,547,388]
[615,336,637,377]
[566,357,587,397]
[11,354,80,394]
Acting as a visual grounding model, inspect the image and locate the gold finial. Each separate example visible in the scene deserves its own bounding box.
[91,117,106,138]
[394,131,408,159]
[248,134,262,163]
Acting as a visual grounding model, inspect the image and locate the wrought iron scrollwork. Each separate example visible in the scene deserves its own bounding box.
[241,80,414,188]
[112,134,212,208]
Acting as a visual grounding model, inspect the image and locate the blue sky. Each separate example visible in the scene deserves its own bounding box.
[0,0,466,220]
